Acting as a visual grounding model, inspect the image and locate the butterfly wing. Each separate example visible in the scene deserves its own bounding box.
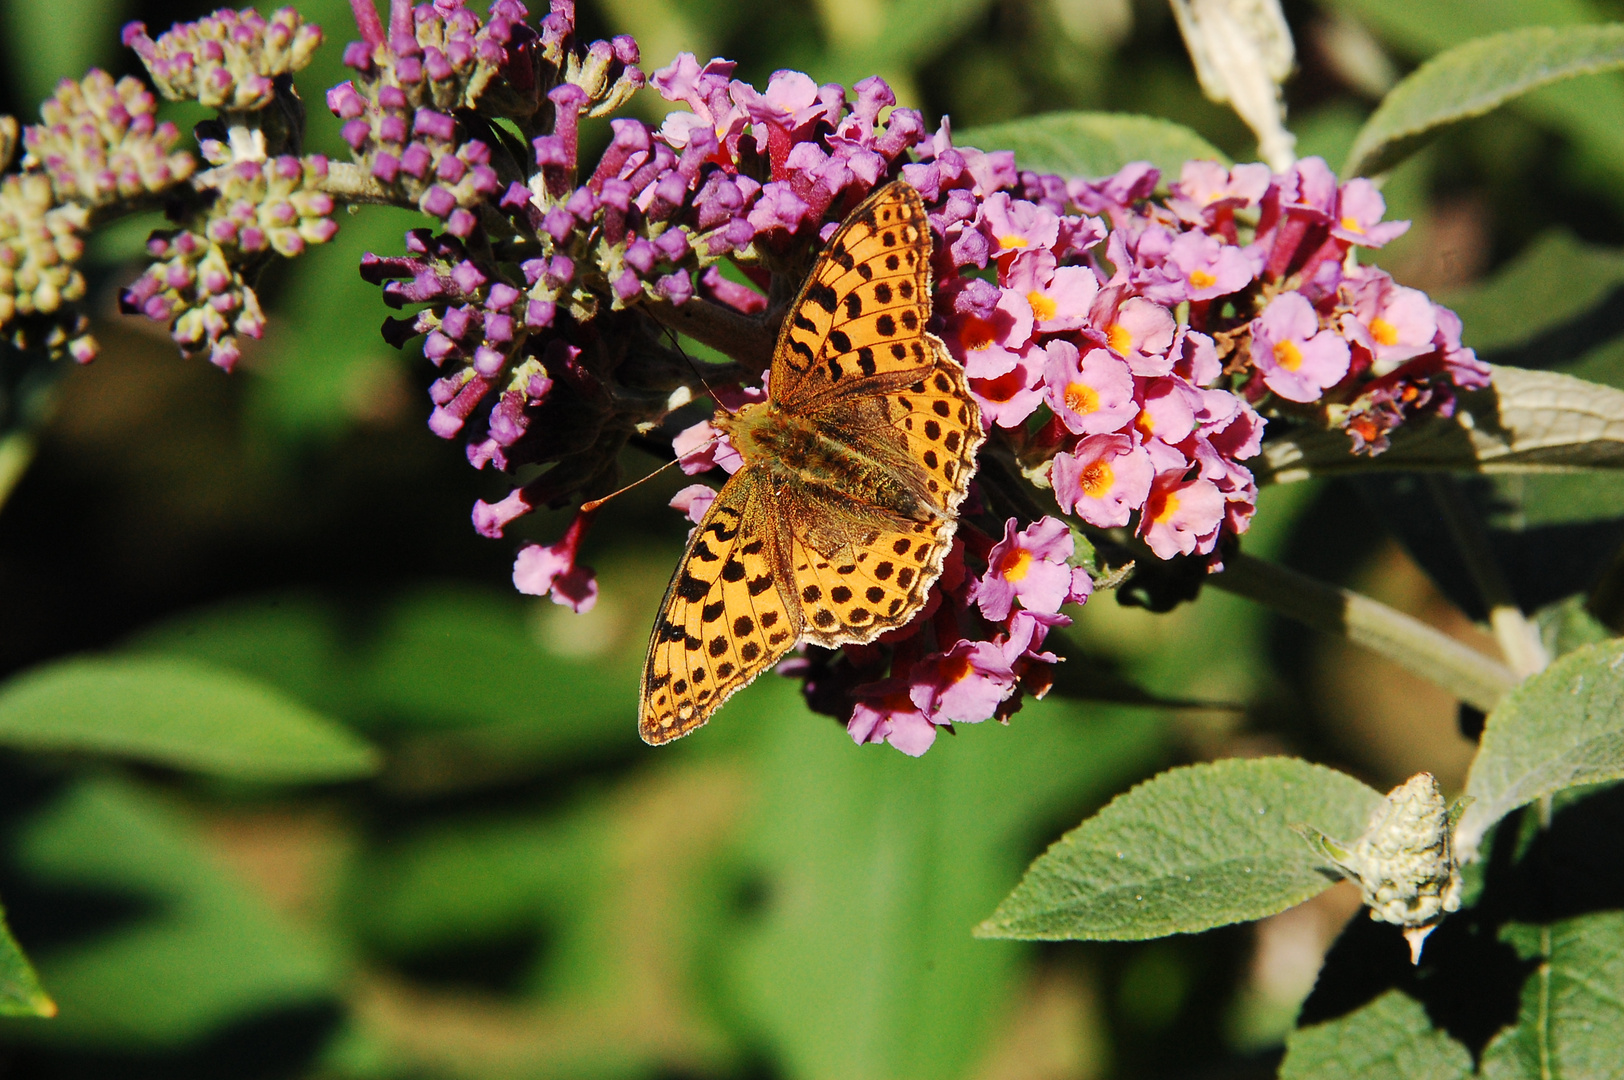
[640,468,803,744]
[770,181,941,410]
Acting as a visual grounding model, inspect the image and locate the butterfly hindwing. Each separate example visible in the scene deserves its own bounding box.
[640,472,802,744]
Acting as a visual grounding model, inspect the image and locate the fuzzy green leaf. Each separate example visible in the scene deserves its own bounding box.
[976,757,1384,941]
[1457,639,1624,857]
[0,655,379,782]
[958,112,1226,183]
[0,907,52,1019]
[1282,989,1473,1080]
[1345,24,1624,177]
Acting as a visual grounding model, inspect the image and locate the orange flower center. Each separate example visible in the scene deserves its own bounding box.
[1273,338,1304,371]
[960,314,996,352]
[1371,316,1399,346]
[1107,322,1133,355]
[1135,409,1155,437]
[997,232,1029,250]
[997,547,1033,582]
[1340,215,1364,234]
[1188,268,1216,289]
[1146,486,1180,524]
[1064,381,1100,415]
[1079,460,1114,496]
[943,653,976,685]
[1027,291,1057,322]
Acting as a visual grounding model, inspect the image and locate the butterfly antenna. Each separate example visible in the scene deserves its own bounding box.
[579,431,725,514]
[662,327,740,417]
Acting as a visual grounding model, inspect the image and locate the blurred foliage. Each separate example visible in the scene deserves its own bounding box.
[0,0,1621,1078]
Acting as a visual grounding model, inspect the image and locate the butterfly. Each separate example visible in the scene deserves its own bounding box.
[640,180,986,744]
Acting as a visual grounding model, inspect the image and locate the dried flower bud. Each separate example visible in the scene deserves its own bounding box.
[1296,772,1467,963]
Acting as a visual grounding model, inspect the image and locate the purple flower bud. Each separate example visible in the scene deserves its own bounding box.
[371,152,401,182]
[342,41,373,70]
[654,228,689,261]
[436,154,468,183]
[447,208,477,237]
[489,282,521,310]
[526,298,556,327]
[657,270,692,305]
[549,256,575,283]
[414,108,455,141]
[341,118,371,150]
[544,207,573,243]
[425,332,458,363]
[484,311,514,343]
[624,238,658,274]
[613,268,641,300]
[422,186,458,218]
[451,262,488,295]
[378,85,408,110]
[611,34,639,64]
[400,143,432,178]
[473,344,506,376]
[500,181,532,211]
[396,54,424,83]
[378,114,409,145]
[953,277,1000,319]
[566,186,596,219]
[327,82,365,118]
[441,306,474,338]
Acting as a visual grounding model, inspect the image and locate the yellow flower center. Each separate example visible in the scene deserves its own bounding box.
[997,233,1029,250]
[1064,382,1100,415]
[1371,317,1399,346]
[997,547,1033,582]
[1027,291,1057,322]
[1079,460,1114,497]
[944,653,975,684]
[1107,323,1133,355]
[1135,409,1155,436]
[1188,268,1216,289]
[1340,215,1364,234]
[1273,338,1304,371]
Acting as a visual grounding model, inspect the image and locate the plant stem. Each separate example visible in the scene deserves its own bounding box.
[0,431,37,516]
[1423,475,1549,678]
[1210,551,1519,712]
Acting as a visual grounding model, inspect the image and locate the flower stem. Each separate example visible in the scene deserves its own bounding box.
[1423,475,1549,678]
[1210,551,1519,712]
[0,431,37,517]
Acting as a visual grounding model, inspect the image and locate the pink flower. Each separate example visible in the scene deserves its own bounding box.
[1339,269,1438,374]
[673,418,742,474]
[980,192,1060,257]
[1094,288,1177,375]
[848,678,939,756]
[909,639,1018,723]
[1167,160,1271,225]
[1050,433,1154,527]
[1044,340,1136,435]
[652,53,747,150]
[1251,291,1351,402]
[1330,178,1410,247]
[670,483,716,525]
[1143,230,1259,304]
[972,516,1078,621]
[948,287,1034,378]
[1138,472,1225,559]
[970,345,1046,428]
[1004,249,1099,332]
[1133,377,1198,445]
[513,510,599,612]
[733,69,838,134]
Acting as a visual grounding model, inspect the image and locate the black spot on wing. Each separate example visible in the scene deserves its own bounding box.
[807,282,838,313]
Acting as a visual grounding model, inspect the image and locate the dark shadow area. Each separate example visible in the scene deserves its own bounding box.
[389,925,548,996]
[0,1002,341,1080]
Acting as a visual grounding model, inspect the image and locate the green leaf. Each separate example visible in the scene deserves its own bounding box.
[0,655,379,782]
[1534,595,1615,659]
[976,757,1384,941]
[721,679,1167,1080]
[957,112,1226,182]
[1457,639,1624,856]
[1439,229,1624,356]
[1257,365,1624,484]
[1481,912,1624,1078]
[3,777,339,1047]
[0,906,53,1019]
[1281,989,1473,1080]
[1345,24,1624,177]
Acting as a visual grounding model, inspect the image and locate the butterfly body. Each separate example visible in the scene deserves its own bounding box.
[640,181,985,744]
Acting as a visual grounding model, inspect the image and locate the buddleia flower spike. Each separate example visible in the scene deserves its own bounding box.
[1294,772,1469,964]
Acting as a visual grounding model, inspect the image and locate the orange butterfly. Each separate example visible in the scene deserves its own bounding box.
[640,180,985,743]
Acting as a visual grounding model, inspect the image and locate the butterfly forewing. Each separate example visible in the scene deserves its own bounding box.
[772,183,939,409]
[640,475,802,744]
